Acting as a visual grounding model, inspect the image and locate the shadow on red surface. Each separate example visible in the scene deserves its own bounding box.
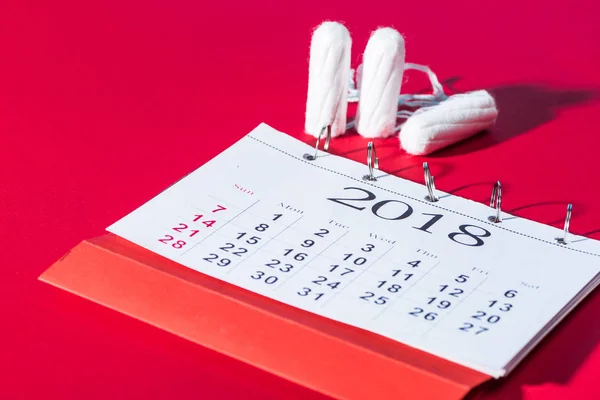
[431,83,598,157]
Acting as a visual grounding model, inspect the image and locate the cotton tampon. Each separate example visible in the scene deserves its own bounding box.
[356,27,405,138]
[399,90,498,155]
[305,21,352,138]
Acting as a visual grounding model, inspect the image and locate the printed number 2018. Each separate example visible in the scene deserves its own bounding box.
[327,187,492,247]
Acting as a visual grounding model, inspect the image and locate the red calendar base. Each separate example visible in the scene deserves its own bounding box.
[39,233,492,399]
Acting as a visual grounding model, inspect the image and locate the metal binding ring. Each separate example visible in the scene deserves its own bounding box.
[362,141,379,181]
[423,162,438,202]
[303,125,332,161]
[556,204,573,245]
[488,181,502,223]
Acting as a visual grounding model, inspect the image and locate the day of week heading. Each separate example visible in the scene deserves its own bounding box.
[328,219,349,229]
[369,232,396,245]
[279,202,303,214]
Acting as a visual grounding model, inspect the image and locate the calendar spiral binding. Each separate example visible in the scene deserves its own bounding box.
[556,204,573,244]
[489,181,502,223]
[303,125,332,161]
[363,141,379,182]
[423,162,439,202]
[306,125,577,246]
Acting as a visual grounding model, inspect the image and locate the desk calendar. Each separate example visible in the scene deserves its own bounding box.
[103,123,600,379]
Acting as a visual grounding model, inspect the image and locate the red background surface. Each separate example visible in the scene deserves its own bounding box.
[1,0,600,399]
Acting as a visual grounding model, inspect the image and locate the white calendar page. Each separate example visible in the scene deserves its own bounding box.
[108,123,600,378]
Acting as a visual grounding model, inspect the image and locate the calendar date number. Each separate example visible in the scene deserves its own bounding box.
[203,253,231,267]
[409,307,438,321]
[158,235,187,248]
[360,292,389,305]
[251,270,278,284]
[297,287,325,300]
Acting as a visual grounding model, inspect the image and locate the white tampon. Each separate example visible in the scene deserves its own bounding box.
[305,21,351,138]
[399,90,498,156]
[356,27,405,138]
